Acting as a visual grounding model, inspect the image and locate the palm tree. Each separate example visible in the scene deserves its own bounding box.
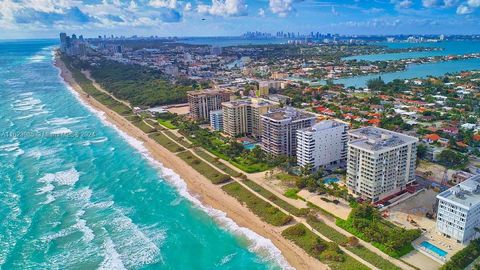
[300,163,314,177]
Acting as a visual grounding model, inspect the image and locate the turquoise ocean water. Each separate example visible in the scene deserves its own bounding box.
[0,40,291,269]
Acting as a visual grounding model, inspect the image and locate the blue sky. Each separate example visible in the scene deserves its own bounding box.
[0,0,479,39]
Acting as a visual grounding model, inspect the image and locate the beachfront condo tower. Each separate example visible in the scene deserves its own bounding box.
[297,120,348,171]
[222,98,278,138]
[261,107,316,157]
[188,89,231,121]
[210,110,223,131]
[346,127,418,202]
[436,175,480,244]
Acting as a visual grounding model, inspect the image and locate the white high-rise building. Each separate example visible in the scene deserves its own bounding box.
[297,120,348,171]
[210,110,223,131]
[347,127,418,202]
[436,175,480,244]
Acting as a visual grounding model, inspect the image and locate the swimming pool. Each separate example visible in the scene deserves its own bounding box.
[420,241,448,257]
[242,141,257,150]
[323,177,340,184]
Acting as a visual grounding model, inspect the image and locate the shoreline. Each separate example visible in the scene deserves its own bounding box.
[53,55,326,270]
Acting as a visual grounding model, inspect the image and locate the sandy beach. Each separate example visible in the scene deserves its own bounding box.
[54,56,326,270]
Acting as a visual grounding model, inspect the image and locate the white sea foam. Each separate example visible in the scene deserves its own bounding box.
[58,65,293,270]
[19,91,33,96]
[26,147,59,159]
[50,127,73,135]
[81,137,108,146]
[103,208,163,267]
[74,210,95,243]
[28,54,47,63]
[68,187,93,202]
[98,238,127,270]
[15,110,49,120]
[217,252,237,266]
[47,116,84,126]
[0,142,20,152]
[36,183,54,195]
[161,167,294,270]
[169,197,183,206]
[12,97,42,111]
[43,194,56,205]
[38,167,80,187]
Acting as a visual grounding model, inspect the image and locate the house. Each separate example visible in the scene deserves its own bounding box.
[423,134,441,144]
[443,127,459,135]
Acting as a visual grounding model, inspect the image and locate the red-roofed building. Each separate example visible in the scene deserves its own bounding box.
[315,106,335,116]
[456,141,468,148]
[368,118,381,126]
[423,134,441,143]
[443,127,459,135]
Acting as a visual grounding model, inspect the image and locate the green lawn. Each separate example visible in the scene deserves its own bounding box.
[126,115,156,133]
[222,182,293,226]
[163,130,192,148]
[193,149,242,177]
[276,172,301,184]
[149,133,185,153]
[282,224,370,270]
[306,216,401,270]
[284,188,300,199]
[158,119,177,129]
[242,179,310,217]
[336,218,417,258]
[177,151,231,184]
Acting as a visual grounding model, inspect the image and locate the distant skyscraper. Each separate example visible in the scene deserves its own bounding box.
[59,33,67,52]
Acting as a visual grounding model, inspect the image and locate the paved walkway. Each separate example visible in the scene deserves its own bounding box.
[83,72,417,270]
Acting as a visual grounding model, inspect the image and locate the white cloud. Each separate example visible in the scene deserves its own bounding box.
[468,0,480,7]
[422,0,440,7]
[129,0,138,10]
[149,0,177,9]
[258,8,265,17]
[443,0,457,7]
[397,0,413,8]
[184,2,192,11]
[197,0,248,17]
[457,4,473,13]
[269,0,295,17]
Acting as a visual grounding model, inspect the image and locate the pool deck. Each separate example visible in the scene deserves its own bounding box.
[384,189,465,264]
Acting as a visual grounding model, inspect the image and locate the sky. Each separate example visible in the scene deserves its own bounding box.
[0,0,479,39]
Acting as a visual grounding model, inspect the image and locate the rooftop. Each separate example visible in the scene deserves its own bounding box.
[349,126,418,151]
[188,88,229,96]
[438,175,480,208]
[222,98,277,108]
[300,120,346,133]
[262,107,316,122]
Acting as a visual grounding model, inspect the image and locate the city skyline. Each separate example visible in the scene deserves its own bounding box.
[1,0,480,39]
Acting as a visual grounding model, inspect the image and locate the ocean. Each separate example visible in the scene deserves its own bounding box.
[0,40,290,269]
